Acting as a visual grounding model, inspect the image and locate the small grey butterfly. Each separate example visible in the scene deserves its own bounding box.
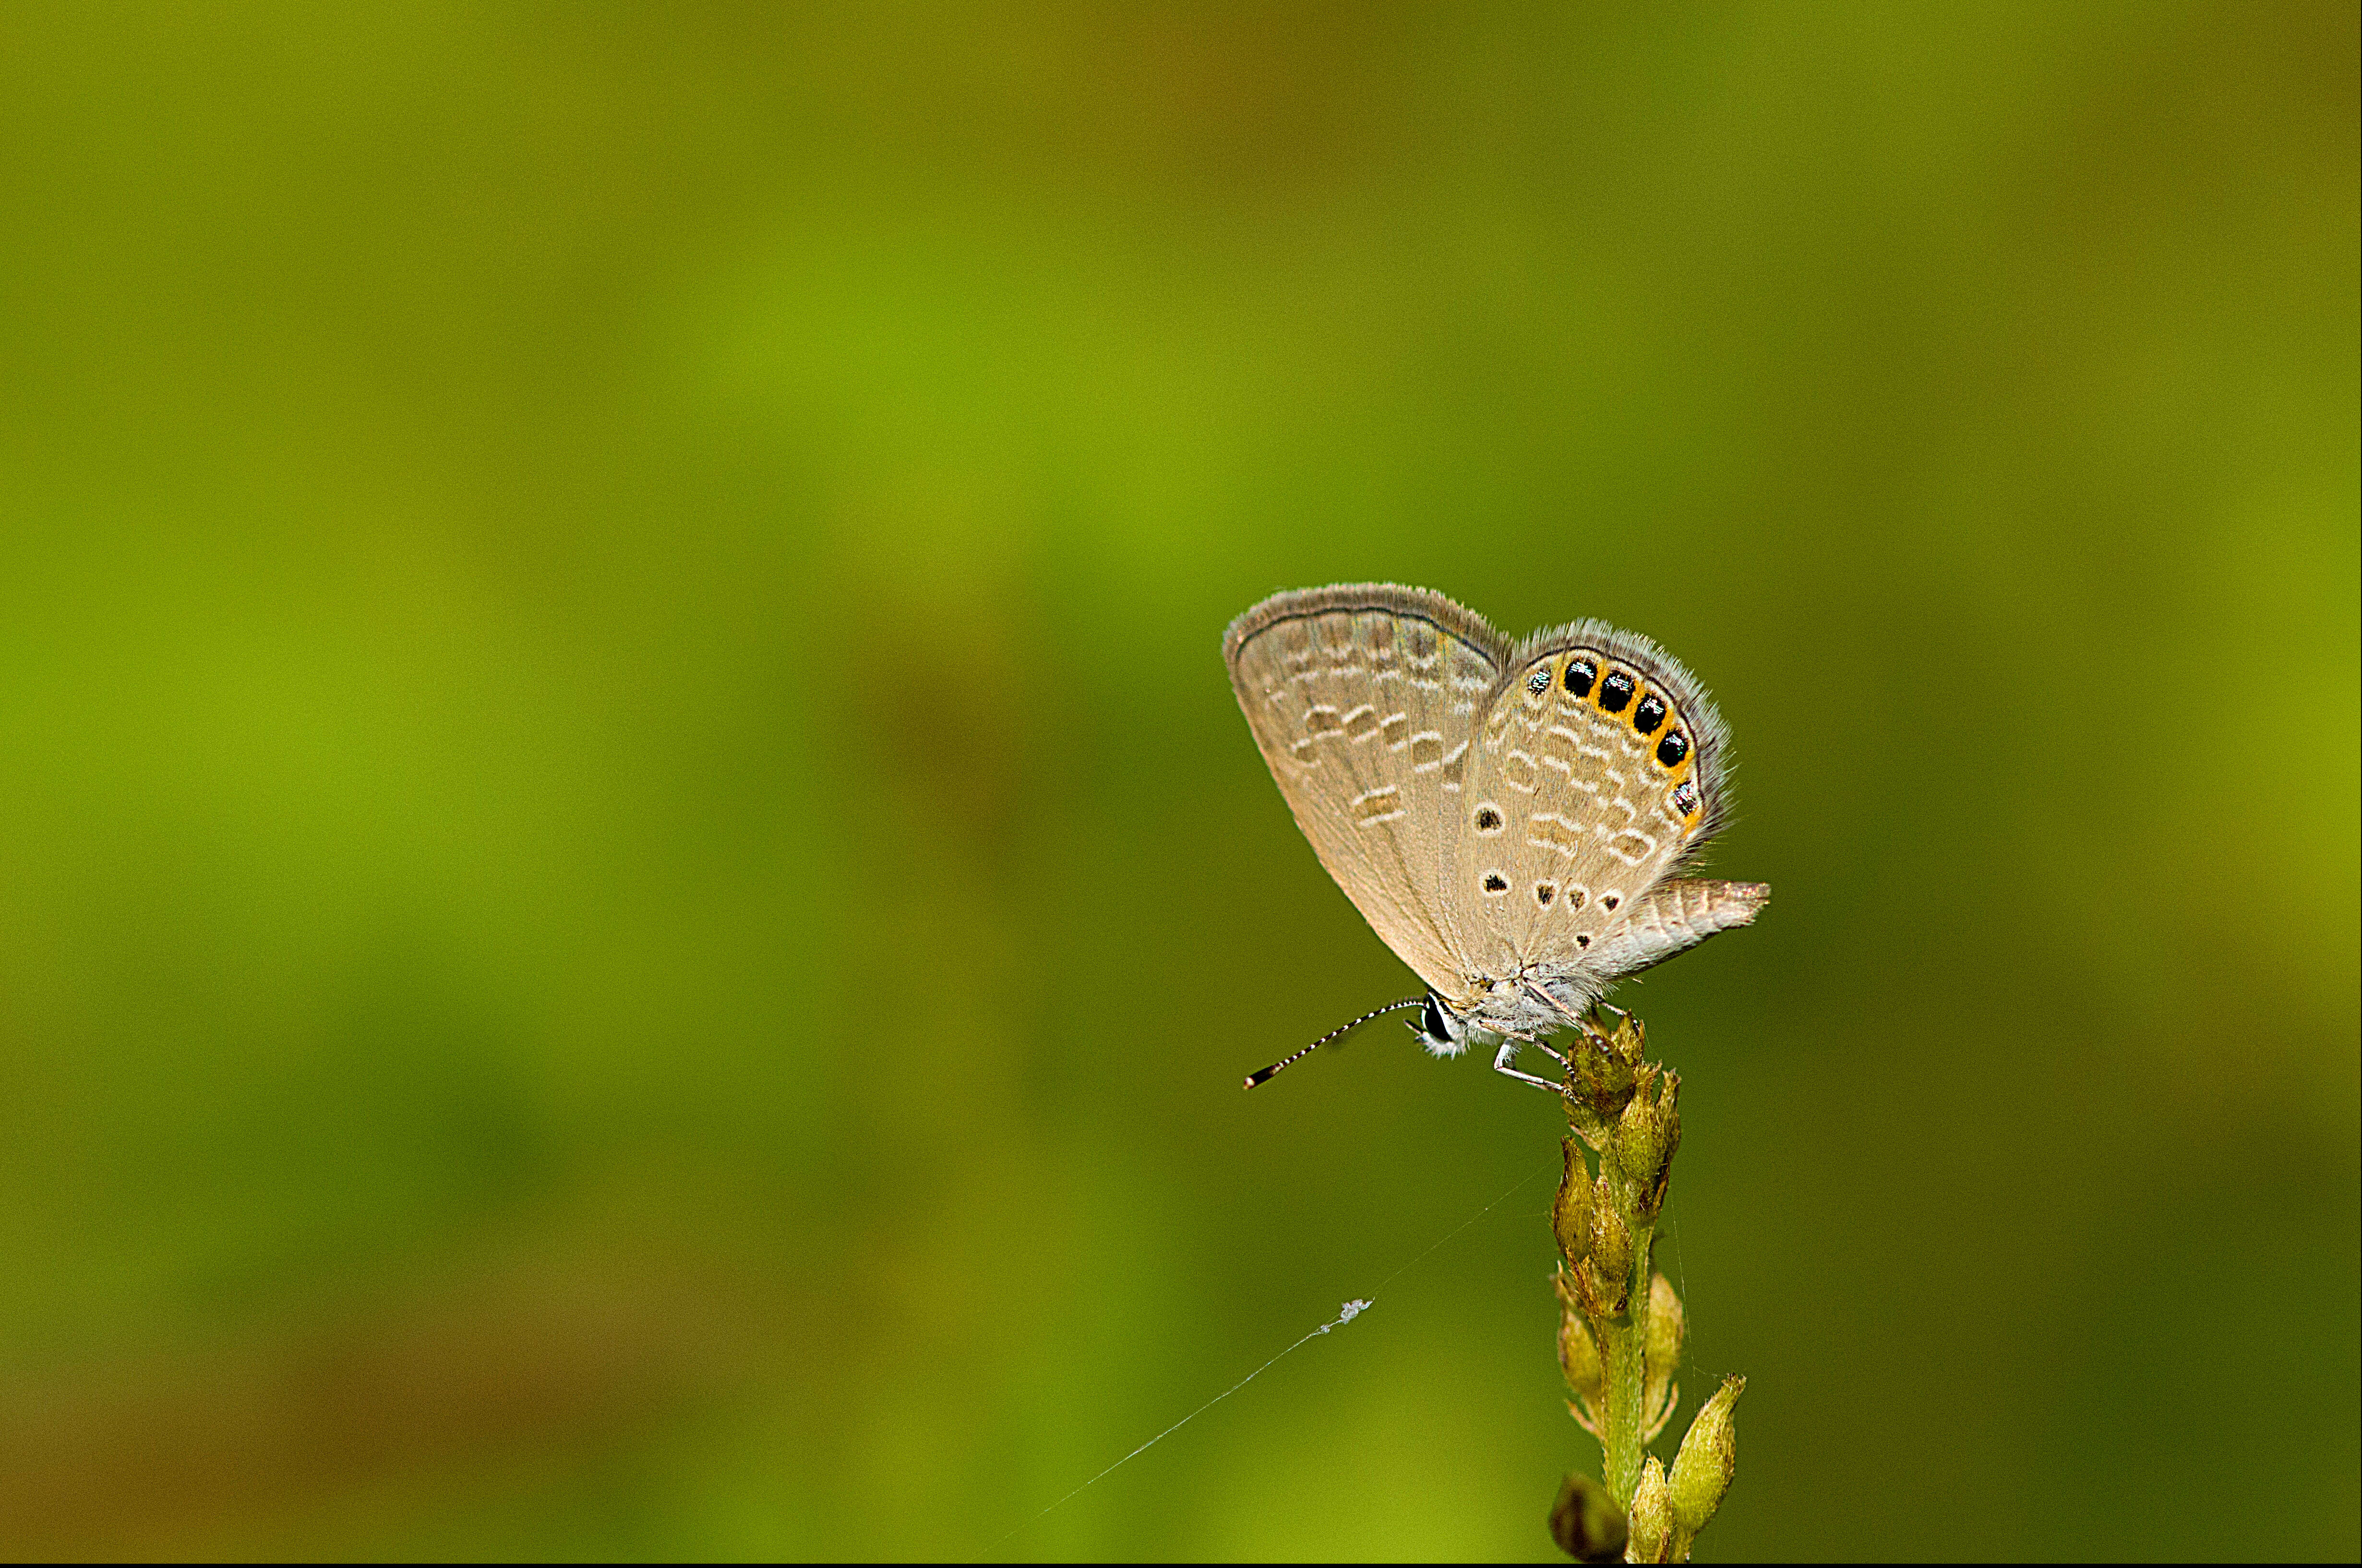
[1225,584,1768,1091]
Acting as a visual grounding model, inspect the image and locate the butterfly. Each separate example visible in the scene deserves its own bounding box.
[1224,584,1767,1091]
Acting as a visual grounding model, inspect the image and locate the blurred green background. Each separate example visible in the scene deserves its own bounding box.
[1,2,2354,1560]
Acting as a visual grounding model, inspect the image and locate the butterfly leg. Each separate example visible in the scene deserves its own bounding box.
[1491,1040,1567,1096]
[1514,1027,1571,1068]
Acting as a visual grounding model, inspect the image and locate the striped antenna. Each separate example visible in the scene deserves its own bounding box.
[1244,998,1426,1089]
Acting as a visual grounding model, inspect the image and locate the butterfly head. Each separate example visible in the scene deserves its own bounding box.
[1412,993,1470,1059]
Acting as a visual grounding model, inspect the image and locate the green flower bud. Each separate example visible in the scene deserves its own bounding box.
[1625,1455,1676,1563]
[1591,1003,1647,1066]
[1567,1008,1648,1139]
[1668,1374,1745,1537]
[1612,1067,1682,1220]
[1641,1272,1684,1438]
[1547,1472,1627,1562]
[1553,1137,1593,1266]
[1583,1186,1632,1314]
[1643,1272,1684,1386]
[1558,1294,1604,1406]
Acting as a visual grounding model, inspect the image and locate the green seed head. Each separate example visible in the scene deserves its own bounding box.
[1626,1455,1676,1563]
[1547,1472,1628,1562]
[1643,1272,1684,1389]
[1668,1374,1745,1535]
[1558,1296,1604,1404]
[1552,1137,1593,1266]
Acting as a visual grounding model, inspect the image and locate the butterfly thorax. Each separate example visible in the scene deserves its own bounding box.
[1451,969,1608,1043]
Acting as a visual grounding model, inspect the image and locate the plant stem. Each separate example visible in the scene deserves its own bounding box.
[1601,1220,1655,1507]
[1552,1009,1746,1562]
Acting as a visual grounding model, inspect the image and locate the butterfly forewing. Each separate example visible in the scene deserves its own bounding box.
[1224,586,1507,1002]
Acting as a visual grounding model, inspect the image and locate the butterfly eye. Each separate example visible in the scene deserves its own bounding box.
[1419,994,1458,1044]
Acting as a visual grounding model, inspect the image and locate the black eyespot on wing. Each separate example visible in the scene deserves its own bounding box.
[1575,933,1590,949]
[1602,893,1620,911]
[1598,670,1635,713]
[1673,778,1699,816]
[1656,728,1690,767]
[1526,667,1550,694]
[1482,872,1508,893]
[1563,656,1596,697]
[1475,805,1503,832]
[1535,883,1556,906]
[1633,694,1667,734]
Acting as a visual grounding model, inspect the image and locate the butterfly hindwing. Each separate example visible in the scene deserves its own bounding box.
[1460,621,1733,990]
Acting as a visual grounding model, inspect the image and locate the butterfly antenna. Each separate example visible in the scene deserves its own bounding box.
[1244,998,1426,1089]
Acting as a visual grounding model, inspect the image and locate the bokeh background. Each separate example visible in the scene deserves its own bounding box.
[1,2,2354,1560]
